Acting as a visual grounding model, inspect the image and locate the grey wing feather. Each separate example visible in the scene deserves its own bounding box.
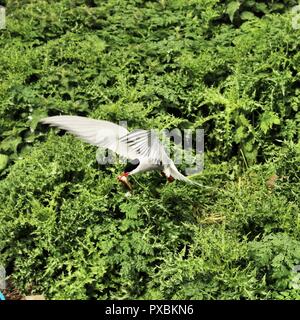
[120,129,171,165]
[40,116,140,160]
[121,129,201,185]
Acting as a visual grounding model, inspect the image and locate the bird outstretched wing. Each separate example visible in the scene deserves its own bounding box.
[40,116,140,160]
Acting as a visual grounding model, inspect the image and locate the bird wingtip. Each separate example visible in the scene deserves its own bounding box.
[40,116,57,124]
[39,117,48,123]
[40,115,65,125]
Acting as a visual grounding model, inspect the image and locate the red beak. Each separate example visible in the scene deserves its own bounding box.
[117,173,132,190]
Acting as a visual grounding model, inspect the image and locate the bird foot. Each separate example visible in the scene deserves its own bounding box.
[161,171,174,183]
[167,176,175,183]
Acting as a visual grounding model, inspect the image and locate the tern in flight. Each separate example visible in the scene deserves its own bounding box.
[41,116,200,190]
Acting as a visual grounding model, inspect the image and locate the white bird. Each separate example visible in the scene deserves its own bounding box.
[41,116,199,190]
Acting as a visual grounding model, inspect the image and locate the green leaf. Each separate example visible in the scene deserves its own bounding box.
[269,3,285,12]
[255,3,268,14]
[0,136,22,152]
[240,11,256,21]
[28,108,48,131]
[0,154,8,171]
[234,126,247,143]
[226,1,240,22]
[260,111,281,134]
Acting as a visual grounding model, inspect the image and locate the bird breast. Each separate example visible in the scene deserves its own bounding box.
[128,158,163,175]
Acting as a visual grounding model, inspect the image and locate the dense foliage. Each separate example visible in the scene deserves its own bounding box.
[0,0,299,299]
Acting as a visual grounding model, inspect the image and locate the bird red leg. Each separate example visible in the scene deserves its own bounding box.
[167,176,175,183]
[117,172,132,190]
[161,171,174,183]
